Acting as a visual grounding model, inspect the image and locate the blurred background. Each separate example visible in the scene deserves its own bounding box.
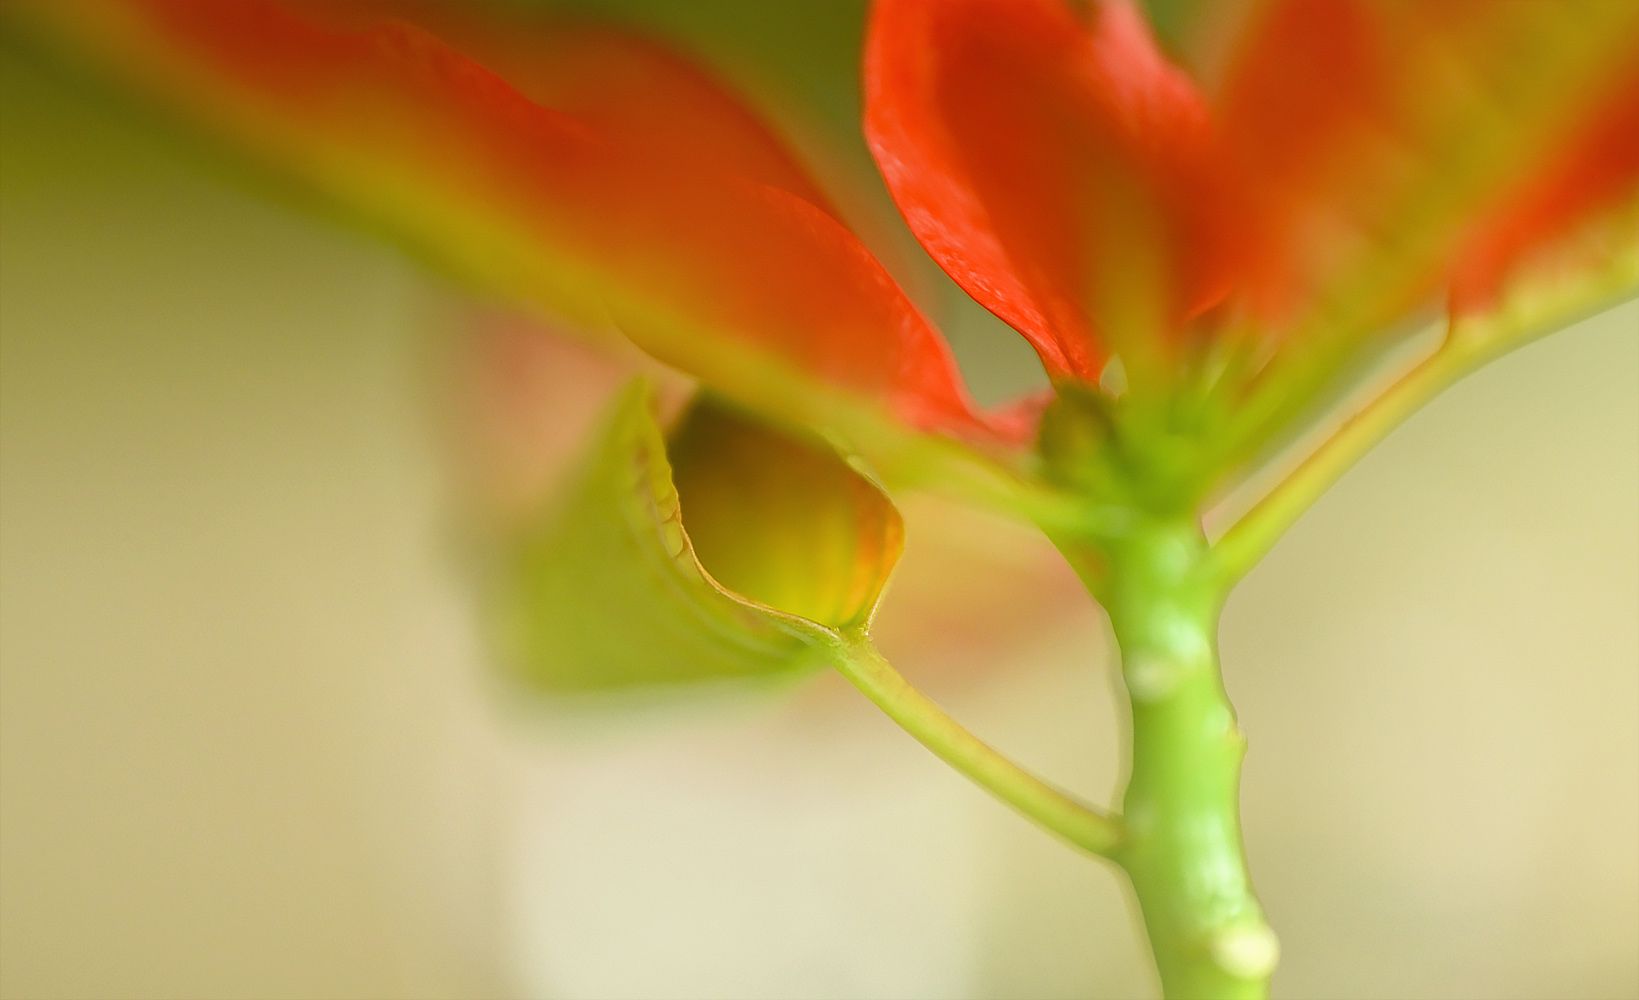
[2,3,1635,998]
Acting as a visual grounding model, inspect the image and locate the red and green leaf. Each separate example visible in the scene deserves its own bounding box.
[498,380,902,691]
[9,0,1003,450]
[1449,53,1639,315]
[1216,0,1639,334]
[866,0,1638,397]
[865,0,1233,387]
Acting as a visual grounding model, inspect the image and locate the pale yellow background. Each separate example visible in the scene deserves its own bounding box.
[2,38,1635,1000]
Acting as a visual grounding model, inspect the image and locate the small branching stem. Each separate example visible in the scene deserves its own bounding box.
[828,632,1123,858]
[1214,278,1639,585]
[1210,344,1469,584]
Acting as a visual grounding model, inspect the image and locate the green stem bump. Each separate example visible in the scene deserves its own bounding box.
[1105,517,1276,999]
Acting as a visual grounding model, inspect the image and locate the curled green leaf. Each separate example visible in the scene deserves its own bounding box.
[493,379,903,692]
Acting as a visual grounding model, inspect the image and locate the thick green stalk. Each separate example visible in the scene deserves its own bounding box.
[1104,516,1276,999]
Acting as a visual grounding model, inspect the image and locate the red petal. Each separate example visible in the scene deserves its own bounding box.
[1215,0,1392,320]
[865,0,1230,384]
[33,1,993,440]
[1451,54,1639,314]
[293,2,840,217]
[1218,0,1639,327]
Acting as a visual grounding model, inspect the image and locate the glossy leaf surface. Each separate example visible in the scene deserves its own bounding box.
[497,381,902,692]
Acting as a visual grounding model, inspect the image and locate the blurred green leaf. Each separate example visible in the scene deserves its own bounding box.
[493,379,903,692]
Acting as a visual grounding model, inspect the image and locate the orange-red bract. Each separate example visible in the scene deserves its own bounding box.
[294,1,841,217]
[1216,0,1639,328]
[865,0,1230,384]
[866,0,1639,383]
[17,0,1637,442]
[21,0,998,442]
[1449,56,1639,314]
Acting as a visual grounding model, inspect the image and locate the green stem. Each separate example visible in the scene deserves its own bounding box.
[1213,268,1639,586]
[827,631,1124,858]
[1104,517,1276,999]
[1210,343,1469,584]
